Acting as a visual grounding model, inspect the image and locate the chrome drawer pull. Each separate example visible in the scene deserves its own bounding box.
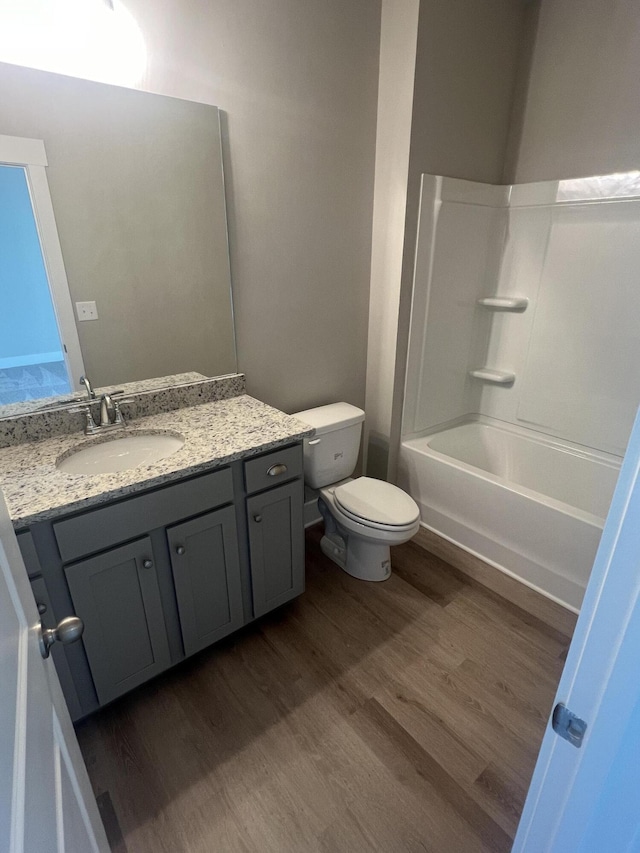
[267,463,288,477]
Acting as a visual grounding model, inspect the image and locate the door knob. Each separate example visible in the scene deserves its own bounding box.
[176,545,186,555]
[253,514,263,523]
[38,616,84,659]
[142,559,153,569]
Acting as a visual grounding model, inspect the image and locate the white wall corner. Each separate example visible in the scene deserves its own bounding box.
[364,0,420,479]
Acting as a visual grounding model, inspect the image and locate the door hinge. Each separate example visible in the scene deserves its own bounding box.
[552,703,587,748]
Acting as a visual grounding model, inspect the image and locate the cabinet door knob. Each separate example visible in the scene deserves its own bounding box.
[142,558,153,569]
[267,463,287,477]
[37,601,47,615]
[176,545,186,555]
[253,514,263,523]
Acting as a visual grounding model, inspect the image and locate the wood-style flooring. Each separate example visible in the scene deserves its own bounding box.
[76,527,572,852]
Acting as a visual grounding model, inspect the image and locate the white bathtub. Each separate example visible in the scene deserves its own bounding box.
[398,417,622,612]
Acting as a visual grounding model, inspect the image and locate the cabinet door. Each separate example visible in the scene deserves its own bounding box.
[65,538,171,706]
[247,479,305,618]
[167,506,243,657]
[30,577,83,721]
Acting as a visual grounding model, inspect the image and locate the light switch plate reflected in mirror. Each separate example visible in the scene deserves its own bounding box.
[76,301,98,321]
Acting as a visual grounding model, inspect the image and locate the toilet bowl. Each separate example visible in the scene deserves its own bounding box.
[318,477,420,581]
[293,403,420,582]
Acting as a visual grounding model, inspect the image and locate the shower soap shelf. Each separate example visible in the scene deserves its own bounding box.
[478,296,528,311]
[469,368,515,385]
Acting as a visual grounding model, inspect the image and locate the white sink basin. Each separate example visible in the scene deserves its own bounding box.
[56,432,185,475]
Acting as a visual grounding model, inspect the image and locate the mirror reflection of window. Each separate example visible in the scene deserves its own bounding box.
[0,164,71,405]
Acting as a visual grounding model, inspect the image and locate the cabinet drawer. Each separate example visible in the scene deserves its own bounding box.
[244,444,302,494]
[54,466,233,562]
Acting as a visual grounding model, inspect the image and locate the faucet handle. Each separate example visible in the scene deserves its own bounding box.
[85,407,98,433]
[77,405,99,435]
[112,401,126,427]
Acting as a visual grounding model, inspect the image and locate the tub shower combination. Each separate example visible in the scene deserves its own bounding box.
[399,417,619,612]
[398,173,639,612]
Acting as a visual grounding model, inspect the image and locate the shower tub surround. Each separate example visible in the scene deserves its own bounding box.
[399,417,620,612]
[400,173,638,611]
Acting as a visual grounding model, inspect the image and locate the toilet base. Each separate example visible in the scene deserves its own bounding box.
[320,534,391,582]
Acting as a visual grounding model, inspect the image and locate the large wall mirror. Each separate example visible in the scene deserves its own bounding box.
[0,60,236,417]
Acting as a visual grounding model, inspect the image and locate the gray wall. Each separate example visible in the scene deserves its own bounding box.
[511,0,640,182]
[409,0,527,185]
[384,0,528,478]
[126,0,381,414]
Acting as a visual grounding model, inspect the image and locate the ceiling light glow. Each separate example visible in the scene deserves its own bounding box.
[0,0,146,87]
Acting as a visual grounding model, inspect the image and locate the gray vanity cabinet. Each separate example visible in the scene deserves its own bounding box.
[247,479,305,617]
[19,442,306,719]
[64,537,171,705]
[167,506,243,656]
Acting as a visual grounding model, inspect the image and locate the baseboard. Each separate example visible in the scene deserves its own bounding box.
[412,526,578,638]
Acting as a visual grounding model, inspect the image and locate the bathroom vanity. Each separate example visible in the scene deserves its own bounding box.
[0,378,312,721]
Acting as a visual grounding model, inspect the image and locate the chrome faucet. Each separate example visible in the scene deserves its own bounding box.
[75,393,126,435]
[100,393,116,426]
[79,375,96,400]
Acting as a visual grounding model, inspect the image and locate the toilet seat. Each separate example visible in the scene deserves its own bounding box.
[333,477,420,532]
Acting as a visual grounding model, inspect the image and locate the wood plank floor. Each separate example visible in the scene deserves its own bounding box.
[76,528,572,852]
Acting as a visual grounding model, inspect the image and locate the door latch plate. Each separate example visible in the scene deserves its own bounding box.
[552,702,587,748]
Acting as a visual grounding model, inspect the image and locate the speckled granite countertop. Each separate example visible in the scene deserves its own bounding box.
[0,395,313,528]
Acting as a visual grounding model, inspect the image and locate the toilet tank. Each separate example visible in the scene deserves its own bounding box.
[292,403,365,489]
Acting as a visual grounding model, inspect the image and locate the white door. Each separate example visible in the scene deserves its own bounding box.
[0,491,108,852]
[513,405,640,852]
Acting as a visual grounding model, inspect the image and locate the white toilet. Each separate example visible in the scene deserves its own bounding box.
[293,402,420,582]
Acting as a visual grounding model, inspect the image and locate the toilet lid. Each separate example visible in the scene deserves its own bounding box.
[333,477,420,527]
